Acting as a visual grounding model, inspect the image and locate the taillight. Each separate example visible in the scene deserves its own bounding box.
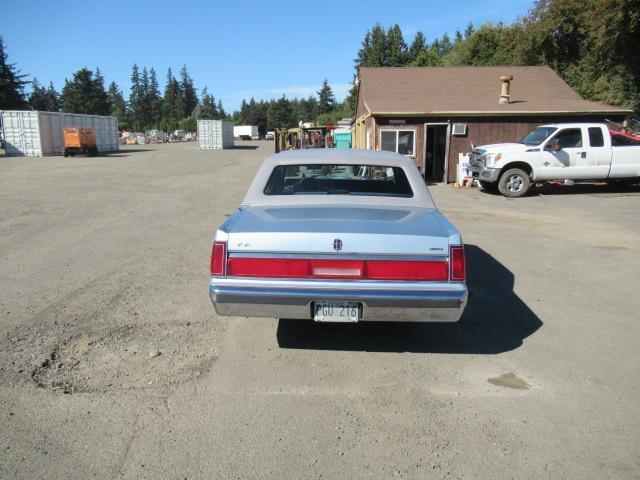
[449,246,466,281]
[210,242,227,276]
[223,257,450,281]
[366,260,448,281]
[228,257,308,278]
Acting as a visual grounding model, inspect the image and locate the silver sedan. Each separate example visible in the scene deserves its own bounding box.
[209,149,467,323]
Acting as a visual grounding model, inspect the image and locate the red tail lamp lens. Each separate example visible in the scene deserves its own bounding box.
[210,242,227,276]
[227,258,309,278]
[450,246,466,281]
[366,260,448,281]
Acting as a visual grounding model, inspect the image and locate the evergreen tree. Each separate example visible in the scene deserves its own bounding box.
[0,37,28,109]
[243,97,268,134]
[408,31,427,63]
[61,67,109,115]
[317,79,335,114]
[162,67,183,123]
[343,75,358,117]
[147,67,162,127]
[386,25,408,66]
[107,81,126,125]
[216,99,226,119]
[464,22,475,39]
[29,78,49,110]
[199,87,217,119]
[267,96,292,129]
[129,64,143,129]
[179,65,197,117]
[44,82,61,112]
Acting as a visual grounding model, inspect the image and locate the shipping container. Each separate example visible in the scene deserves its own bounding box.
[233,125,259,140]
[0,110,119,156]
[198,120,234,150]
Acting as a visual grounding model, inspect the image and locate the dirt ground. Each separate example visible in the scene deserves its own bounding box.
[1,142,639,479]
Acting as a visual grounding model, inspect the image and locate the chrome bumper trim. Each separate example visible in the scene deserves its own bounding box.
[209,278,467,323]
[468,165,501,183]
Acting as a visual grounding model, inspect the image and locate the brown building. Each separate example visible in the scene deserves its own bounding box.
[353,66,633,182]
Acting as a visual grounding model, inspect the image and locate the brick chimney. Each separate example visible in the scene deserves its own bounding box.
[499,75,513,104]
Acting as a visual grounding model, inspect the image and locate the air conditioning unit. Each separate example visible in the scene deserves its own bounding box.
[452,123,467,136]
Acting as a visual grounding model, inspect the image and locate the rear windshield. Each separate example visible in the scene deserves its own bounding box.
[263,164,414,197]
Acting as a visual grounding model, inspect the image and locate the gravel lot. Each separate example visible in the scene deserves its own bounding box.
[1,142,639,479]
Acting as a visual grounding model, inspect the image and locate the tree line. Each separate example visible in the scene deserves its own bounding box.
[2,0,638,132]
[345,0,640,112]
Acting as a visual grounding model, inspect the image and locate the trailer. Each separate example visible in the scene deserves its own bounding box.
[234,125,258,140]
[198,120,234,150]
[0,110,118,156]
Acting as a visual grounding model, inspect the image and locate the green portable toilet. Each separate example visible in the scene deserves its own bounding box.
[333,129,352,149]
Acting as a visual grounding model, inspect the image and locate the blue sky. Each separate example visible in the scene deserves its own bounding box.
[3,0,534,111]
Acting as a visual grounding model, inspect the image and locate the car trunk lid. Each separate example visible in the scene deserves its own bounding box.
[227,205,450,256]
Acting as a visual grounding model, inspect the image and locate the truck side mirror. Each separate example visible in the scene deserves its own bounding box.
[553,142,562,151]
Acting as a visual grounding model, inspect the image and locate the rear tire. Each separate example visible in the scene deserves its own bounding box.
[480,180,498,191]
[498,168,531,198]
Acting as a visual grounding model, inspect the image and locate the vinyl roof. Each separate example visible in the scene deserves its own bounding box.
[241,149,435,208]
[357,66,633,116]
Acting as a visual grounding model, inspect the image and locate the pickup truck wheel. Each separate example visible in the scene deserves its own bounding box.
[498,168,531,198]
[479,181,498,191]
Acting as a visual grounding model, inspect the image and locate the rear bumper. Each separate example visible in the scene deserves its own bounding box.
[209,277,467,322]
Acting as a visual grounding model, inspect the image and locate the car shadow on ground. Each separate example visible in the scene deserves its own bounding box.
[276,245,542,354]
[98,148,152,157]
[480,182,640,197]
[232,145,260,150]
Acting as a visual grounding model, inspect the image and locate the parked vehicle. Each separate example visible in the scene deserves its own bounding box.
[234,125,259,140]
[265,131,275,141]
[468,123,640,197]
[63,127,97,157]
[209,149,467,323]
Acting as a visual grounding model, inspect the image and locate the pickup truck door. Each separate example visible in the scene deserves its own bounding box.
[584,126,612,178]
[538,127,587,180]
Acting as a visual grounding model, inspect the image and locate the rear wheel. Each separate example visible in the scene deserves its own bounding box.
[479,180,498,191]
[498,168,531,198]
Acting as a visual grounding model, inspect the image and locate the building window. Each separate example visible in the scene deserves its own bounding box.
[380,129,415,156]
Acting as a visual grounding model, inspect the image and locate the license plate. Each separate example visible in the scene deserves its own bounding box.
[313,302,360,322]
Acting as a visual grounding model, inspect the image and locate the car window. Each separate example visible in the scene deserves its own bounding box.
[588,128,604,147]
[263,164,413,197]
[519,127,557,146]
[552,129,583,148]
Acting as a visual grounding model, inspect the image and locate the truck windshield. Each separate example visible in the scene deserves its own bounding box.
[519,127,558,146]
[263,164,414,197]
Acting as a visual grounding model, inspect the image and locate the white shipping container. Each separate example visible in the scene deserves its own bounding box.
[233,125,258,139]
[0,110,119,156]
[198,120,234,150]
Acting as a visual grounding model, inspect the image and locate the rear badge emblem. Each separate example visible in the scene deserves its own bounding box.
[333,238,343,251]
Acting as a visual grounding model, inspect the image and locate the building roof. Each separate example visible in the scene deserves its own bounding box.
[357,66,632,116]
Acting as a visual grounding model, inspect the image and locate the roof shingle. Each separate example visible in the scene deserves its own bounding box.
[358,66,631,115]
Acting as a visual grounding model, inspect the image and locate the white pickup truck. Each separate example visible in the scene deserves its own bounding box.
[468,123,640,197]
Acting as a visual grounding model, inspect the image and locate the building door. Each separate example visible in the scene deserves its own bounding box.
[425,124,448,182]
